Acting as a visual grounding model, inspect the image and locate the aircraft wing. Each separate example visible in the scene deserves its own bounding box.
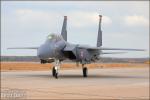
[101,52,127,54]
[78,46,145,51]
[7,47,38,49]
[100,47,145,51]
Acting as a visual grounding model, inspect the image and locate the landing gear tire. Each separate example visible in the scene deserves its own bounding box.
[55,72,58,79]
[52,67,58,79]
[83,67,88,77]
[52,67,56,77]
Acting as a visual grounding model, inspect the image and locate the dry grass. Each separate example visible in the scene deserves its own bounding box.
[145,60,150,64]
[1,62,149,71]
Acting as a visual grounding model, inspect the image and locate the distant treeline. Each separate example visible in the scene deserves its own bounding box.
[0,56,149,63]
[99,57,148,63]
[1,56,40,62]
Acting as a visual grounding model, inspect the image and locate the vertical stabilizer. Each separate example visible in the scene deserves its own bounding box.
[61,16,67,41]
[97,15,102,47]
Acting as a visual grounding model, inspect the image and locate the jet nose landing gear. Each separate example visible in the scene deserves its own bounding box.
[52,59,60,79]
[52,66,58,78]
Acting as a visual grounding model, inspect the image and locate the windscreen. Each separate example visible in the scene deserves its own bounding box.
[47,34,63,42]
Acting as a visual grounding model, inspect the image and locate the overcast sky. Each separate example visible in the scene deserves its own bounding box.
[1,1,149,58]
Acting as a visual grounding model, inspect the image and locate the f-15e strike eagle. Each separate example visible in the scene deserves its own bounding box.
[8,15,144,78]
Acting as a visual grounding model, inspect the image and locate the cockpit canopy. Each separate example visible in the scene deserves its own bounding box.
[47,33,63,42]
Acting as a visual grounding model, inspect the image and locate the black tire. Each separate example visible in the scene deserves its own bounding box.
[55,72,58,79]
[83,67,88,77]
[52,67,58,79]
[52,67,56,77]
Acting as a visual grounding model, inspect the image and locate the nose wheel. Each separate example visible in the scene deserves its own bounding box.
[52,67,58,78]
[52,59,60,79]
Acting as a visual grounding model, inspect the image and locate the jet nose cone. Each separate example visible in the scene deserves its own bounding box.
[37,44,55,59]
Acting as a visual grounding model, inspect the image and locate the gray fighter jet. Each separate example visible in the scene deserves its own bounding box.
[8,15,145,78]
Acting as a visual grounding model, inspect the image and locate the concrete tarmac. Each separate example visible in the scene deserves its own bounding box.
[1,67,149,99]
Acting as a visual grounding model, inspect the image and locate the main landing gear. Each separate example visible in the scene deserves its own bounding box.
[82,64,88,77]
[52,59,60,79]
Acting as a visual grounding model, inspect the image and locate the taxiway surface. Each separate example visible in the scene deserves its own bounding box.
[1,67,149,99]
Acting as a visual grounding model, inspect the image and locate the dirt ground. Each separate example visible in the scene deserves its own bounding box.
[1,62,149,99]
[1,62,149,71]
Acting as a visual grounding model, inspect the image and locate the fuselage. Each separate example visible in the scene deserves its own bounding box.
[37,34,101,64]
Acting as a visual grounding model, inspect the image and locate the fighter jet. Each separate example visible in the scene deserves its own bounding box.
[8,15,145,78]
